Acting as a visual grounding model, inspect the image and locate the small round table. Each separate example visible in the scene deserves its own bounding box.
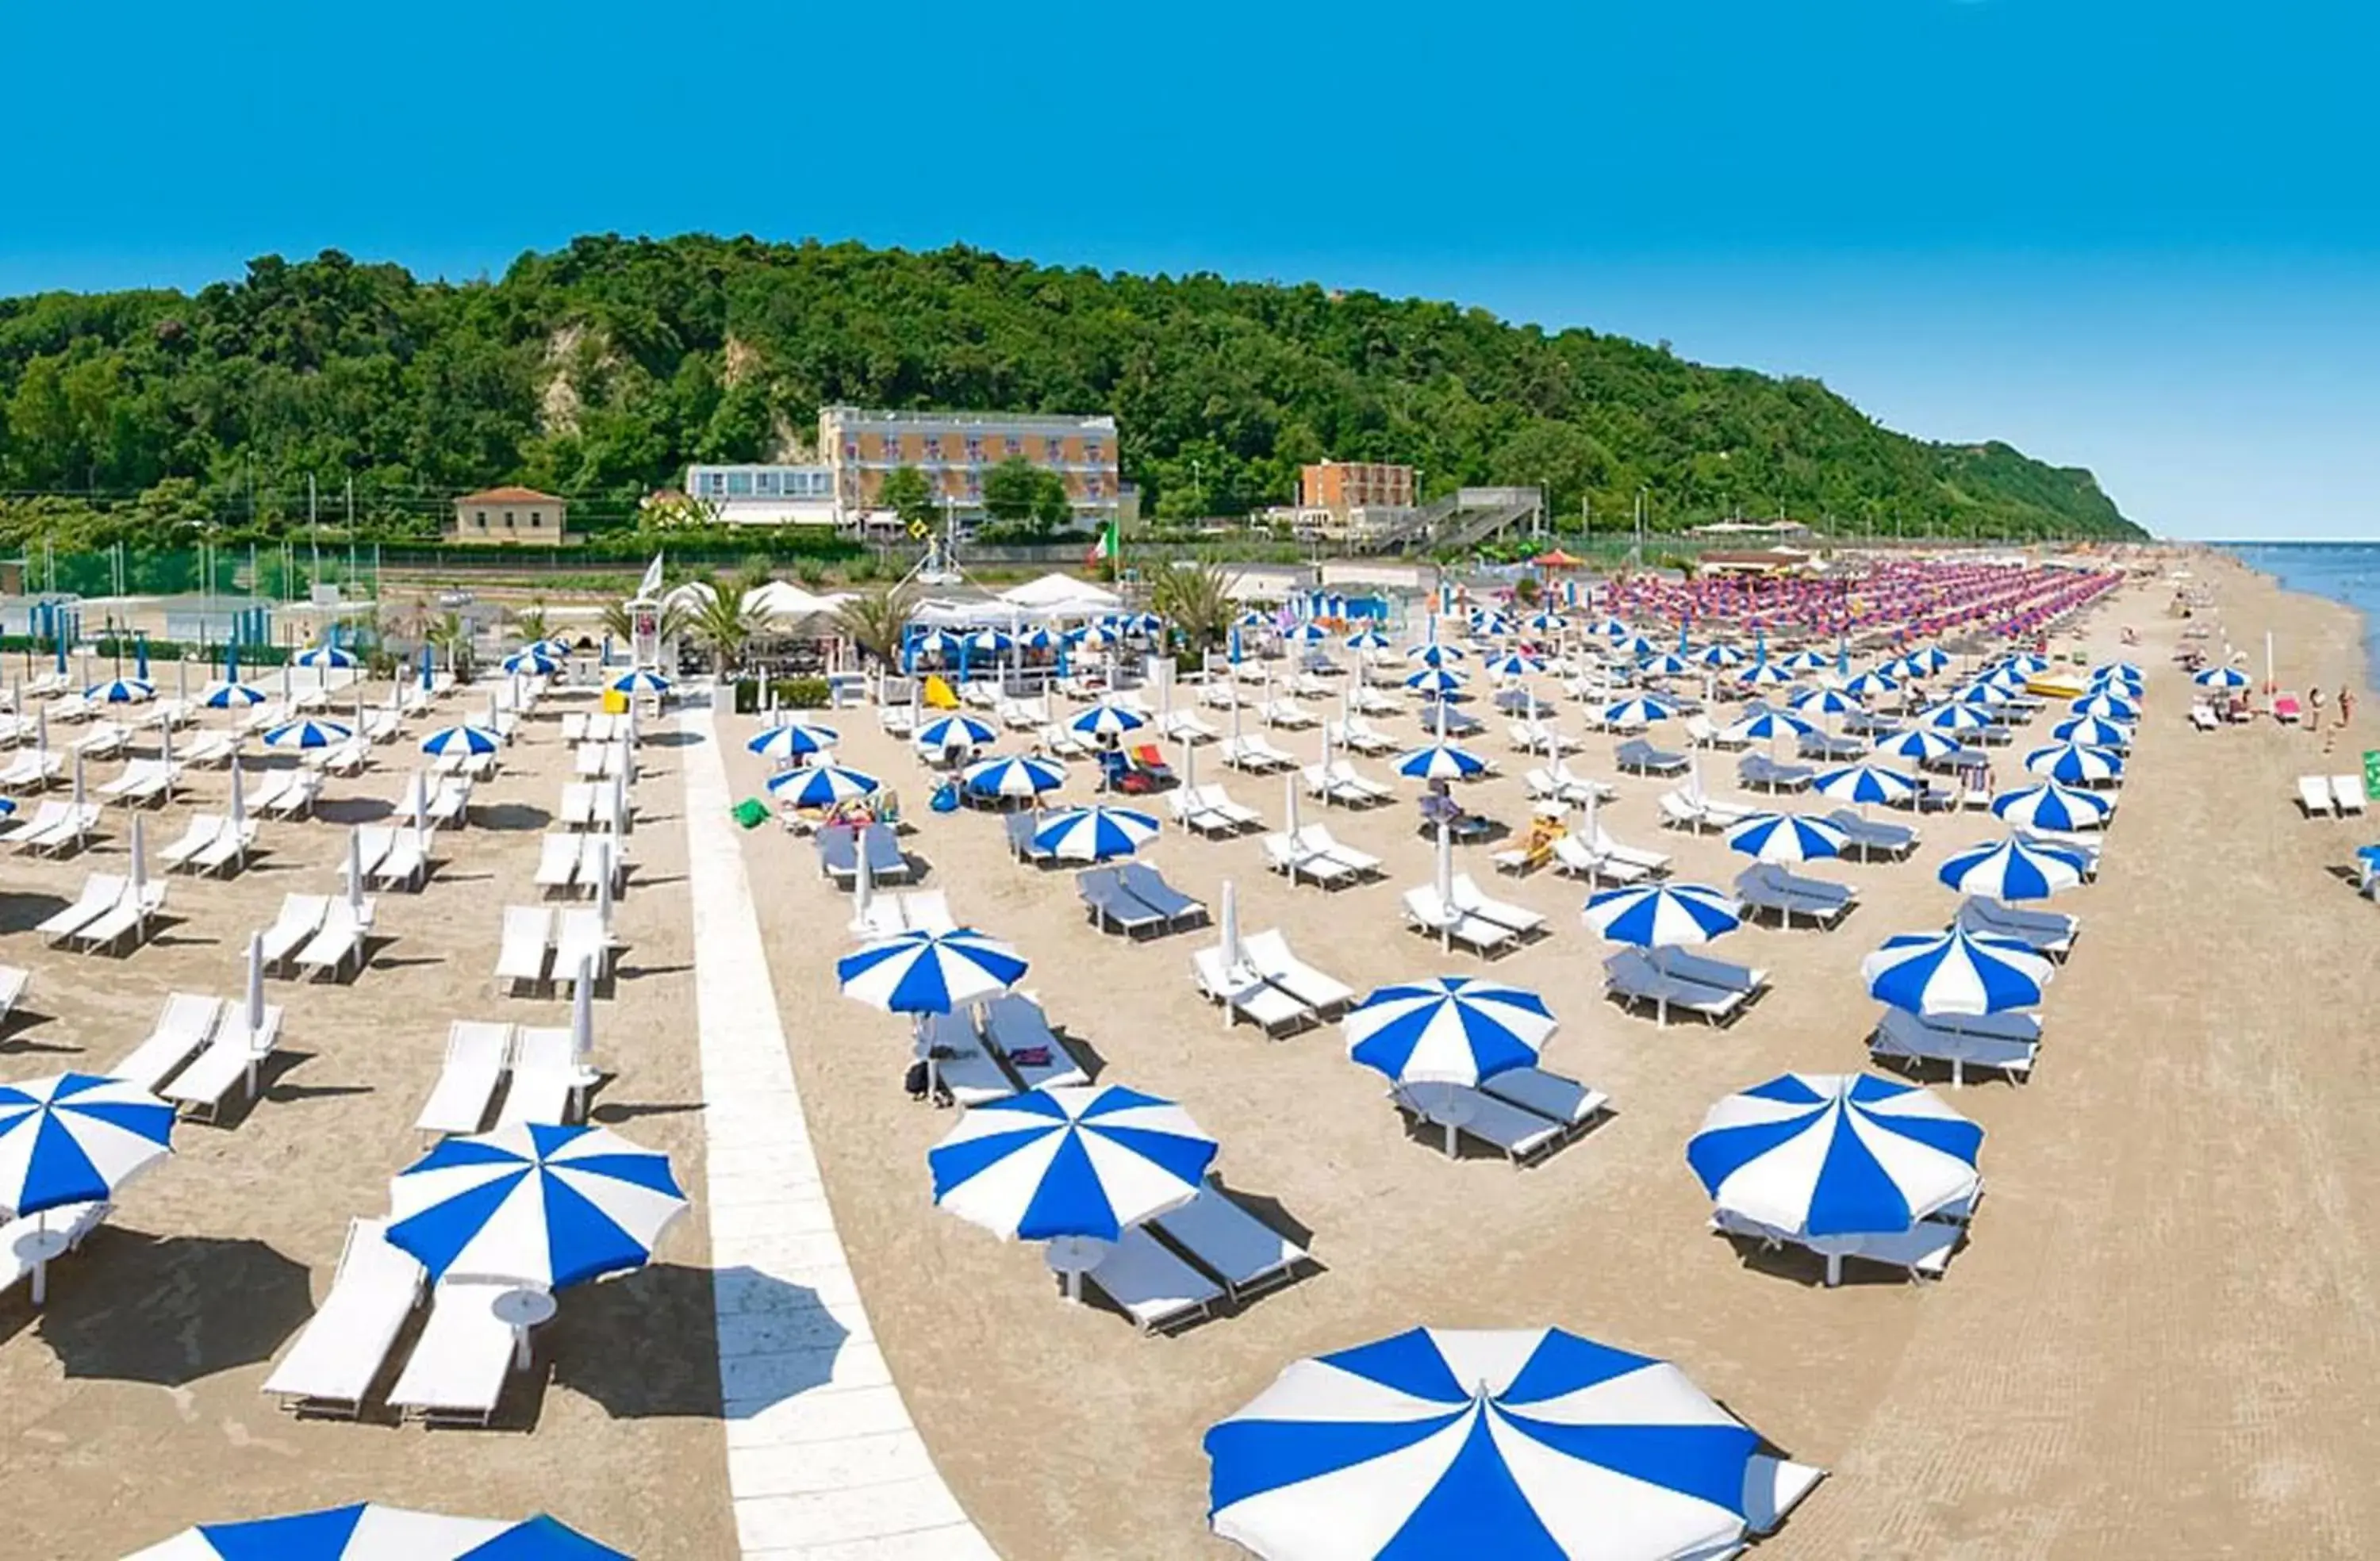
[1406,1082,1476,1158]
[491,1287,558,1370]
[13,1227,71,1307]
[1043,1236,1111,1306]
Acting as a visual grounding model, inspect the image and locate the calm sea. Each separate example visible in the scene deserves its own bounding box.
[2222,542,2380,689]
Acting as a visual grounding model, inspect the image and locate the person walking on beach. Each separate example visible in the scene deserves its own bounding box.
[2341,688,2355,730]
[2309,686,2323,731]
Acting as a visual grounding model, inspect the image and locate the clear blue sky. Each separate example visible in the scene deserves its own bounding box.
[7,0,2375,539]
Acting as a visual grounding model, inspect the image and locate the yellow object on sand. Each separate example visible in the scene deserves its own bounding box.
[2025,676,2086,700]
[600,688,628,715]
[923,675,960,709]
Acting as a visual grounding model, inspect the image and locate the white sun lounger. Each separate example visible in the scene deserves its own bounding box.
[263,769,322,819]
[557,782,596,828]
[387,1280,520,1426]
[1192,945,1315,1036]
[533,833,580,894]
[373,827,432,891]
[920,1009,1015,1107]
[1292,825,1380,877]
[71,873,167,951]
[1451,874,1546,938]
[98,757,179,807]
[1261,832,1354,888]
[38,874,125,945]
[75,721,130,760]
[263,1218,428,1417]
[162,999,285,1120]
[1196,784,1261,830]
[111,993,224,1095]
[1239,929,1356,1015]
[1085,1225,1221,1334]
[896,889,957,934]
[0,965,27,1030]
[981,994,1090,1092]
[191,817,258,877]
[0,747,64,790]
[575,834,623,895]
[551,910,609,990]
[2,800,69,848]
[1402,886,1517,956]
[416,1022,516,1140]
[495,907,555,992]
[296,898,374,981]
[1151,1184,1311,1302]
[159,814,225,871]
[177,730,236,768]
[0,1199,110,1302]
[2332,775,2367,814]
[2297,776,2336,817]
[496,1027,582,1128]
[428,777,472,827]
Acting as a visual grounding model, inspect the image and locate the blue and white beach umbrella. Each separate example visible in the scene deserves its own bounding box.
[2089,672,2144,700]
[1282,623,1331,644]
[502,646,560,676]
[1602,695,1676,727]
[1953,680,2010,707]
[2069,690,2139,722]
[1783,647,1833,673]
[608,669,671,696]
[915,713,1000,752]
[1814,762,1920,808]
[1728,707,1813,743]
[1482,651,1545,678]
[1637,652,1694,678]
[265,717,356,750]
[1737,662,1794,688]
[964,628,1015,657]
[85,677,155,704]
[1912,646,1955,673]
[1523,612,1569,634]
[1920,703,1990,733]
[1991,780,2113,832]
[927,1083,1216,1243]
[1790,686,1861,717]
[1696,642,1745,669]
[1031,805,1160,862]
[1612,633,1659,659]
[2052,715,2133,749]
[387,1123,688,1291]
[1406,642,1468,667]
[1405,667,1469,697]
[747,722,840,761]
[417,723,499,757]
[1863,927,2052,1017]
[1346,629,1390,652]
[963,752,1069,799]
[765,762,880,808]
[125,1504,627,1561]
[1069,704,1149,738]
[1843,669,1900,700]
[1726,812,1848,865]
[1344,976,1556,1089]
[2023,742,2124,784]
[1937,837,2087,900]
[1394,743,1490,783]
[1205,1325,1799,1561]
[2092,661,2144,683]
[294,643,358,669]
[1874,727,1960,762]
[837,927,1028,1014]
[1017,626,1061,654]
[1687,1073,1983,1266]
[0,797,15,818]
[2193,665,2250,690]
[2005,653,2052,676]
[202,681,268,710]
[0,1072,175,1218]
[1584,882,1742,947]
[1069,623,1123,650]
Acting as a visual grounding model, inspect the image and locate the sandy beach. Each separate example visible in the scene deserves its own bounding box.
[8,552,2380,1558]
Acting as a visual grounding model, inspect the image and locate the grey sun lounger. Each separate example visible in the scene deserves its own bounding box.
[1077,867,1171,938]
[1737,754,1815,792]
[981,994,1090,1092]
[1150,1184,1311,1303]
[1004,810,1054,863]
[263,1218,427,1417]
[1956,896,2079,958]
[919,1008,1016,1107]
[861,823,911,884]
[815,825,861,882]
[1733,864,1856,928]
[1823,809,1918,858]
[1117,863,1207,929]
[1085,1225,1222,1335]
[1871,1008,2040,1086]
[1393,1083,1568,1166]
[1650,945,1768,995]
[1614,738,1690,775]
[1603,949,1745,1026]
[1477,1067,1614,1137]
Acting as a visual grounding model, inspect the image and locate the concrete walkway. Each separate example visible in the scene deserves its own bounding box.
[681,705,995,1561]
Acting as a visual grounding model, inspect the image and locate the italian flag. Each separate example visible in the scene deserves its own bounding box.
[1087,520,1119,567]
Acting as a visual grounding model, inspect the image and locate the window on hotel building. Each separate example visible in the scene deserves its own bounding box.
[754,471,779,497]
[475,511,487,528]
[727,471,752,496]
[964,436,982,461]
[504,511,516,527]
[529,512,541,527]
[1046,437,1066,462]
[844,441,858,460]
[924,435,942,462]
[1086,441,1104,463]
[1004,435,1021,456]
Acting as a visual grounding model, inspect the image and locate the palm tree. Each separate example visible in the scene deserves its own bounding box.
[833,581,918,669]
[686,574,765,677]
[1150,557,1237,652]
[512,602,551,646]
[601,598,689,646]
[426,611,476,681]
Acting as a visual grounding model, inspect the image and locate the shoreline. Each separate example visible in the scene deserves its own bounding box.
[2203,539,2380,698]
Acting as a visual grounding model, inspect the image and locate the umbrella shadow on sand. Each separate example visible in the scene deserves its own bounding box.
[551,1264,849,1421]
[26,1230,313,1383]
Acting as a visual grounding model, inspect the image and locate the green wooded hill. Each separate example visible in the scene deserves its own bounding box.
[0,235,2142,543]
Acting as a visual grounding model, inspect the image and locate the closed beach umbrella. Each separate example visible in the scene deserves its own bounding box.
[914,713,999,754]
[418,723,500,757]
[837,927,1027,1014]
[264,717,355,750]
[1602,695,1676,727]
[124,1503,625,1560]
[1864,926,2052,1016]
[928,1083,1216,1246]
[1726,811,1847,865]
[963,753,1068,800]
[0,1072,175,1218]
[2052,715,2133,749]
[2069,690,2139,721]
[764,762,880,809]
[1205,1325,1804,1561]
[1874,727,1960,762]
[86,677,155,704]
[1814,762,1920,809]
[2193,665,2249,691]
[1937,837,2087,900]
[1392,742,1488,783]
[1991,780,2113,831]
[202,681,267,709]
[1687,1072,1983,1284]
[2022,742,2124,785]
[1343,975,1555,1089]
[1031,805,1160,862]
[387,1123,687,1290]
[747,722,839,761]
[1069,703,1148,738]
[1584,882,1742,947]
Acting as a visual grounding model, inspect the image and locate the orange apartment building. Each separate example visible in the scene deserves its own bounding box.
[1299,459,1417,517]
[819,405,1123,526]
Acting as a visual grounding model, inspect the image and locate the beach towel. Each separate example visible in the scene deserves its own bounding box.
[732,798,770,829]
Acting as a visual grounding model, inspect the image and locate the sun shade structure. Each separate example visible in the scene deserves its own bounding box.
[2051,715,2133,748]
[764,762,880,808]
[2067,690,2140,722]
[1404,668,1469,697]
[0,1072,175,1218]
[1687,1072,1983,1283]
[86,677,156,704]
[1601,695,1676,727]
[1725,812,1847,865]
[1936,837,2087,900]
[962,753,1069,798]
[262,717,356,750]
[1583,883,1743,947]
[502,647,559,676]
[1031,805,1160,862]
[1343,976,1555,1089]
[1203,1325,1819,1561]
[294,644,359,669]
[202,682,269,708]
[1990,780,2113,832]
[1873,727,1960,762]
[837,927,1028,1014]
[2192,665,2249,690]
[914,713,1000,751]
[1069,704,1150,738]
[927,1083,1217,1243]
[607,669,671,695]
[1393,743,1490,783]
[747,722,840,761]
[1736,662,1794,688]
[123,1503,628,1560]
[1862,926,2052,1016]
[1406,642,1468,667]
[1842,669,1900,699]
[418,723,500,757]
[386,1122,688,1291]
[2023,742,2124,785]
[1814,763,1920,808]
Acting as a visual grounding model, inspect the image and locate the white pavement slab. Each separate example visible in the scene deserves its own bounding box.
[681,704,996,1560]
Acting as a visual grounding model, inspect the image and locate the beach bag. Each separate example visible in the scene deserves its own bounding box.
[731,798,770,830]
[930,781,961,814]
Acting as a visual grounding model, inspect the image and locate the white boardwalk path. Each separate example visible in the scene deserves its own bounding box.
[681,705,996,1560]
